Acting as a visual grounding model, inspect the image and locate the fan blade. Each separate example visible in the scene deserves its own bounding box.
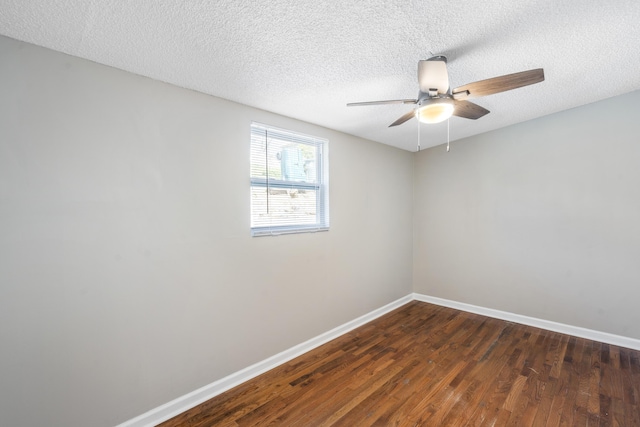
[418,56,449,95]
[452,100,490,120]
[347,99,417,107]
[452,68,544,100]
[389,110,416,127]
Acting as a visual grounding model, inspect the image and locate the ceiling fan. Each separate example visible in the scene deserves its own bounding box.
[347,56,544,127]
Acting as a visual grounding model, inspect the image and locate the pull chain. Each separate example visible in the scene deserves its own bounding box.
[417,120,421,152]
[446,118,450,152]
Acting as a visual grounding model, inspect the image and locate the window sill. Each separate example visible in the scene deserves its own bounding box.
[251,227,329,237]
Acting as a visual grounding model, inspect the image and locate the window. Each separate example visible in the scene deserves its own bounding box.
[250,122,329,236]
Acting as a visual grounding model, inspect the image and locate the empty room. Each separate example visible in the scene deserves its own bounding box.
[1,1,640,426]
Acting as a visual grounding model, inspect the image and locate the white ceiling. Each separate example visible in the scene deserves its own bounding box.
[2,0,640,151]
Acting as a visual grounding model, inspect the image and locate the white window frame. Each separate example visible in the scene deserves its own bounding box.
[250,122,329,236]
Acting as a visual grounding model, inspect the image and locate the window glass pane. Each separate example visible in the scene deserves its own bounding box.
[251,130,318,183]
[250,186,318,228]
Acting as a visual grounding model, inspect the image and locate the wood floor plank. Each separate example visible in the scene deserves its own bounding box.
[562,338,591,426]
[463,348,524,426]
[588,343,602,416]
[158,301,640,426]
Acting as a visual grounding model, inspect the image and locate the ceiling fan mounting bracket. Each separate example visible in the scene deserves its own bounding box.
[427,55,447,63]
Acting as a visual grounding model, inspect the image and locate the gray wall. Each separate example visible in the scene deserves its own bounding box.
[0,36,413,427]
[4,31,640,427]
[413,90,640,339]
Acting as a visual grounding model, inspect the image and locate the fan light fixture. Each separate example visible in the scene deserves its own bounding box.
[415,100,454,124]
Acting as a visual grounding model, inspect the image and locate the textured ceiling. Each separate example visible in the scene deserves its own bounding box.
[1,0,640,151]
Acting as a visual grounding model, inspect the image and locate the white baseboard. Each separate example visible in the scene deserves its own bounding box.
[117,294,413,427]
[413,293,640,351]
[119,292,640,426]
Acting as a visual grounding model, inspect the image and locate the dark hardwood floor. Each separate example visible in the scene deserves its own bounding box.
[159,301,640,426]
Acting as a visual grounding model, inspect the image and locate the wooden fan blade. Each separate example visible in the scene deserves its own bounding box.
[452,100,490,120]
[418,57,449,94]
[389,110,416,127]
[452,68,544,100]
[347,99,417,107]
